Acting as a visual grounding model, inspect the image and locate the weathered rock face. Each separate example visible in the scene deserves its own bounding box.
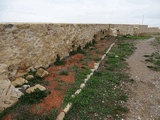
[0,23,159,73]
[0,23,110,70]
[0,80,23,113]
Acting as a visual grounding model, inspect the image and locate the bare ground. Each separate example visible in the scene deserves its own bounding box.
[125,38,160,120]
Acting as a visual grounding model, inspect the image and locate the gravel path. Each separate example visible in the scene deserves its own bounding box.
[125,38,160,120]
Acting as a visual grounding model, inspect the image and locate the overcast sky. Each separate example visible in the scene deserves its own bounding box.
[0,0,160,27]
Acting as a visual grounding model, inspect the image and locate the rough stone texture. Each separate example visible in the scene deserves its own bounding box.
[26,84,46,94]
[0,64,8,80]
[11,77,28,87]
[0,23,159,72]
[36,68,49,78]
[26,75,34,80]
[0,80,23,113]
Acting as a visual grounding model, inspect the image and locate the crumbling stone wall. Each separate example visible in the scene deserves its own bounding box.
[0,23,109,70]
[0,23,159,77]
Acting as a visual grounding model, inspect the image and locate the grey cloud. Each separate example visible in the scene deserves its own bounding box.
[0,0,159,27]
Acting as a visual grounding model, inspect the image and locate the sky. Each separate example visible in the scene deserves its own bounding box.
[0,0,160,27]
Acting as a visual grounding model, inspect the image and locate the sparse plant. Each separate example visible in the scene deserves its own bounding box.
[59,70,69,75]
[54,54,66,66]
[19,89,48,105]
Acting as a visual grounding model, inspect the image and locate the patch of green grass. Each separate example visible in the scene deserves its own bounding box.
[62,68,91,108]
[106,42,135,71]
[64,40,135,119]
[59,70,69,75]
[144,52,160,71]
[72,65,79,72]
[117,35,152,40]
[93,57,101,62]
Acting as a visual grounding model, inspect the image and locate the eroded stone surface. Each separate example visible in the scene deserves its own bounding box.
[0,80,23,113]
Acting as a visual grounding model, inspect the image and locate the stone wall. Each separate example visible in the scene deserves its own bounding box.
[146,27,160,34]
[0,23,110,70]
[0,23,160,75]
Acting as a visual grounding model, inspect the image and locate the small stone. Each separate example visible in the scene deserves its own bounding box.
[56,112,65,120]
[75,89,81,95]
[11,77,28,87]
[63,103,72,113]
[36,68,49,78]
[80,83,85,88]
[26,84,46,94]
[26,75,34,80]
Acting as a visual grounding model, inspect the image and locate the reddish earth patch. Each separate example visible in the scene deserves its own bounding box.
[61,72,75,83]
[88,61,95,68]
[3,114,13,120]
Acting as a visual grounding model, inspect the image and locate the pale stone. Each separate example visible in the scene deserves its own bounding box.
[26,84,46,94]
[0,64,8,75]
[26,75,34,80]
[56,112,65,120]
[80,83,85,88]
[84,78,88,83]
[11,77,28,87]
[63,103,72,113]
[101,54,106,60]
[91,68,95,72]
[75,89,81,95]
[16,70,26,78]
[36,68,49,78]
[0,64,8,80]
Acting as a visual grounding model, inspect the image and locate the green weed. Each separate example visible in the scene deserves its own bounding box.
[59,70,69,75]
[54,54,66,66]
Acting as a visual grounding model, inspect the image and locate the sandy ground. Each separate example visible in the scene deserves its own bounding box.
[125,38,160,120]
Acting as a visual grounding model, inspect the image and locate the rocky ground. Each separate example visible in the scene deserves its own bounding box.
[125,38,160,120]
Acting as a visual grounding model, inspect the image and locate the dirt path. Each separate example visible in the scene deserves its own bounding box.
[125,38,160,120]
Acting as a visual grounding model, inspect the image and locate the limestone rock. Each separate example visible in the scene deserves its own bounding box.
[18,61,30,70]
[26,84,46,94]
[8,64,18,81]
[0,64,8,80]
[11,77,28,87]
[26,75,34,80]
[36,68,49,78]
[16,70,26,78]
